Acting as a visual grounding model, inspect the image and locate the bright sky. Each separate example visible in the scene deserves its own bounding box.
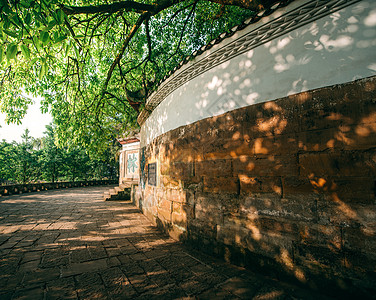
[0,97,53,143]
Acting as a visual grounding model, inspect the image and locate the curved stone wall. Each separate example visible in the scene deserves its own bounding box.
[137,0,376,296]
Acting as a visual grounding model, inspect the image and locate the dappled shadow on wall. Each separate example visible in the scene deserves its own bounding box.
[143,1,375,148]
[139,2,376,295]
[152,75,376,296]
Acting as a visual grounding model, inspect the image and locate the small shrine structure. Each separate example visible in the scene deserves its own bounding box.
[118,134,140,185]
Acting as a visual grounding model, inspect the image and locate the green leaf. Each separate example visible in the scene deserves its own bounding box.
[33,10,42,22]
[20,0,32,8]
[2,16,10,30]
[18,29,24,39]
[20,44,30,59]
[47,20,57,30]
[39,62,48,79]
[57,9,65,25]
[31,57,38,65]
[12,14,22,28]
[23,38,33,44]
[54,34,67,44]
[73,44,80,58]
[65,41,72,56]
[1,4,11,15]
[33,35,41,51]
[3,29,18,38]
[40,31,49,44]
[6,43,17,61]
[24,13,32,25]
[0,45,4,62]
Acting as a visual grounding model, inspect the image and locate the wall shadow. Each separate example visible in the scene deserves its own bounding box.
[0,186,319,299]
[138,75,376,298]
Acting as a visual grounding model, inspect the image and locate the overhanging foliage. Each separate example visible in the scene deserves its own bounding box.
[0,0,276,154]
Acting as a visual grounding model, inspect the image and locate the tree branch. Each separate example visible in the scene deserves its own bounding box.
[102,12,150,95]
[204,0,277,11]
[165,1,196,63]
[60,1,156,15]
[161,2,195,29]
[60,0,275,18]
[145,17,152,60]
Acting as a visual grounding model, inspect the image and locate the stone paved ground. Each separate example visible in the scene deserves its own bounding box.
[0,186,331,299]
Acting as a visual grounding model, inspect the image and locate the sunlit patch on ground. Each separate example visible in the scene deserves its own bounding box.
[0,186,329,299]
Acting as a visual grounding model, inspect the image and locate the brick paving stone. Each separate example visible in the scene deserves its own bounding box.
[45,277,77,300]
[135,283,187,300]
[0,186,333,299]
[198,287,240,300]
[21,250,43,263]
[88,245,108,260]
[218,277,261,299]
[22,268,60,286]
[180,278,211,295]
[61,258,108,277]
[149,269,174,288]
[105,246,122,257]
[12,286,45,300]
[127,273,158,294]
[106,256,121,267]
[170,267,195,283]
[18,259,40,272]
[70,246,91,263]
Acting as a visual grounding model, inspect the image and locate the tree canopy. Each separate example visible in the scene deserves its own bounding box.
[0,0,276,154]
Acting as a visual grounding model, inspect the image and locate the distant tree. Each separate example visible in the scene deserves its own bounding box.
[0,139,18,184]
[38,124,63,182]
[62,146,90,181]
[15,129,38,183]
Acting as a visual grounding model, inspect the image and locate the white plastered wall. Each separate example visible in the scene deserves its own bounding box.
[141,0,376,147]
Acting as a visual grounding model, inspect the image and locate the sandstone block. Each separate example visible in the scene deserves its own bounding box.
[196,159,233,177]
[161,175,181,188]
[168,224,187,241]
[195,202,223,225]
[158,208,171,223]
[233,155,298,177]
[316,198,376,227]
[188,219,218,239]
[158,199,172,212]
[203,138,252,160]
[272,133,299,155]
[293,243,344,275]
[297,223,342,250]
[239,175,282,196]
[342,226,376,255]
[297,128,341,152]
[282,177,318,197]
[340,123,376,150]
[323,177,375,205]
[203,176,239,194]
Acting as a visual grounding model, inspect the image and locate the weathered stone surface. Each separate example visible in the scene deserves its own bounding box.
[0,186,329,299]
[139,76,376,297]
[203,176,239,194]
